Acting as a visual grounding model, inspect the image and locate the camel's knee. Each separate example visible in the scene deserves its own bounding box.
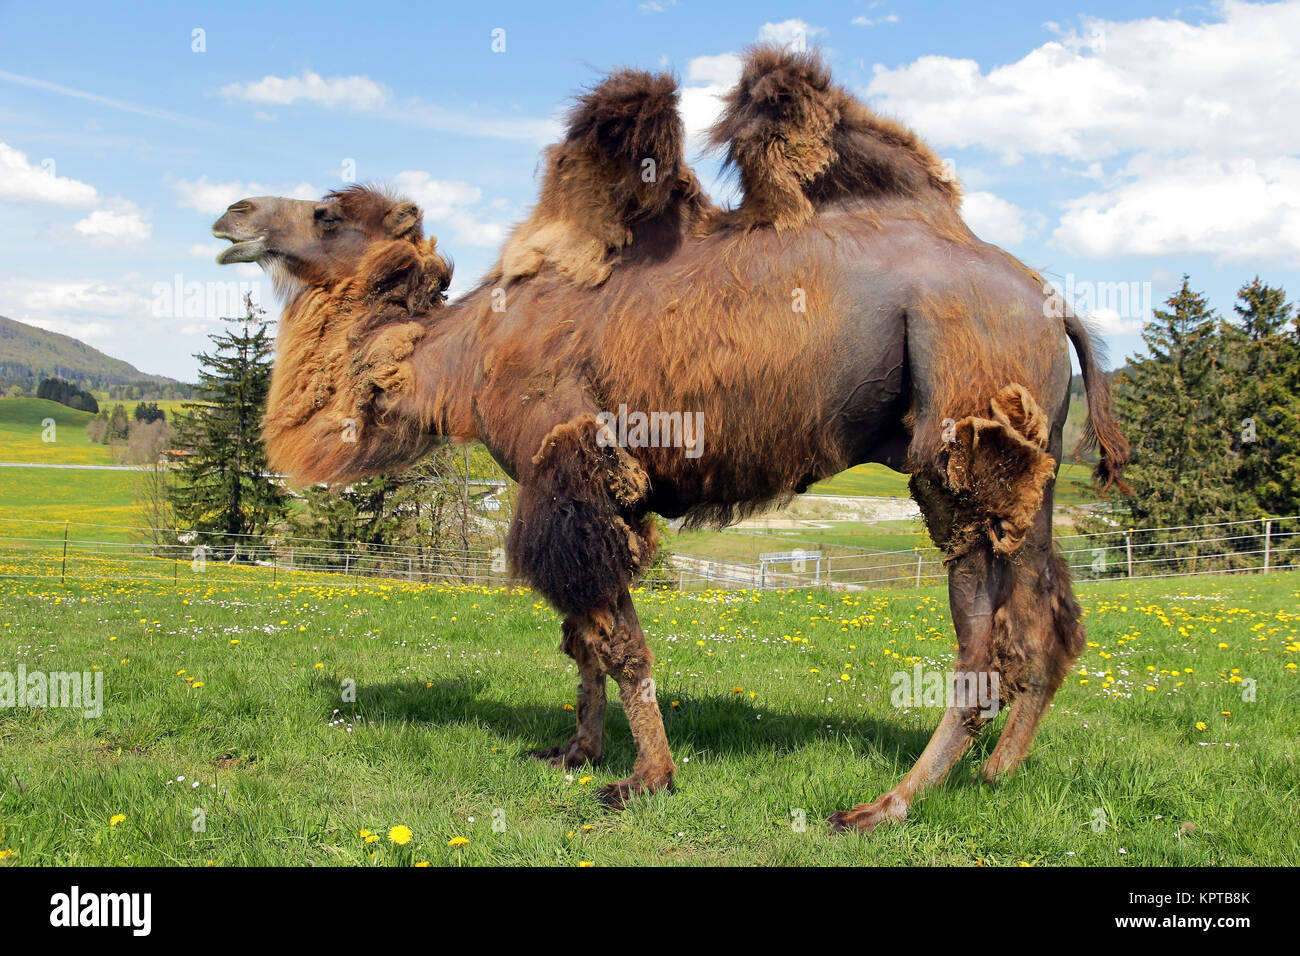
[914,383,1058,559]
[506,414,656,616]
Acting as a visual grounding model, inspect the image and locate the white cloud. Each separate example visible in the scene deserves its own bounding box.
[758,19,827,50]
[72,204,150,245]
[220,71,558,143]
[1087,307,1143,336]
[0,275,150,327]
[0,142,98,205]
[851,13,899,27]
[680,54,742,149]
[392,170,509,248]
[221,71,392,111]
[1053,155,1300,266]
[170,176,319,216]
[961,190,1029,245]
[864,0,1300,162]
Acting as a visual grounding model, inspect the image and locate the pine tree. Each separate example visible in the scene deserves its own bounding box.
[1114,277,1243,534]
[170,294,286,552]
[1222,278,1298,516]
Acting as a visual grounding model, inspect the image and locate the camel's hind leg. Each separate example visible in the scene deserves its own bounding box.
[980,533,1083,780]
[529,613,608,768]
[831,383,1076,834]
[829,534,1008,833]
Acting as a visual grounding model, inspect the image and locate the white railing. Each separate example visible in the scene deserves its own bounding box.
[0,514,1296,592]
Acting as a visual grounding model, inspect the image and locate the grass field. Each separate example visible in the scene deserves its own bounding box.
[0,468,139,543]
[0,398,112,466]
[812,460,1098,508]
[0,560,1295,866]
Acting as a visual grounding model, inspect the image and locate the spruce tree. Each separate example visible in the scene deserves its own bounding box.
[1114,277,1243,534]
[1222,278,1298,516]
[170,294,286,552]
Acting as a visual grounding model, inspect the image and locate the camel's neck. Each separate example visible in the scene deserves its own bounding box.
[262,262,482,486]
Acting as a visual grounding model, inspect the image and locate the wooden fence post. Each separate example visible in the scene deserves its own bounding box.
[1263,519,1272,574]
[1125,531,1133,579]
[61,520,69,584]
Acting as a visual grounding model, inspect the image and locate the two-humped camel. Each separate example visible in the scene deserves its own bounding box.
[211,47,1127,832]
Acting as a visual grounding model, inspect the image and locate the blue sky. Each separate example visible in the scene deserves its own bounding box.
[2,0,1298,380]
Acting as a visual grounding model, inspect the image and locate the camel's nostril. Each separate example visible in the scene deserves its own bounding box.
[226,200,253,214]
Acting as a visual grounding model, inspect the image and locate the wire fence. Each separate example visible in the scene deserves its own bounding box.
[0,514,1296,592]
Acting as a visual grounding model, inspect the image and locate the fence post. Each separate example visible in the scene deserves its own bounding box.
[61,520,69,585]
[1263,519,1272,574]
[1125,531,1133,579]
[915,554,922,588]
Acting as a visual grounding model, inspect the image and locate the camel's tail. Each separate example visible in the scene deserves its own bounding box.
[1064,312,1130,493]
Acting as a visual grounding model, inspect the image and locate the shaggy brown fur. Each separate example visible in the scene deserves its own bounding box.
[709,46,961,231]
[215,53,1129,833]
[506,414,656,616]
[945,384,1058,557]
[261,188,454,485]
[494,70,714,286]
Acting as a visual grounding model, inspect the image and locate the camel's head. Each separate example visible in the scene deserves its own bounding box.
[211,185,451,306]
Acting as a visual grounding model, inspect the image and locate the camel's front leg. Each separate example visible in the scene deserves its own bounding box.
[529,613,608,768]
[594,589,675,808]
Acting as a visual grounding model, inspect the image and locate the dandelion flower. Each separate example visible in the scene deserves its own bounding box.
[110,814,125,827]
[447,836,469,847]
[388,825,413,846]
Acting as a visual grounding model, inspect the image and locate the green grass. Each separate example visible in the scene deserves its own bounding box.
[0,466,139,543]
[0,398,113,465]
[0,561,1295,866]
[812,460,1098,507]
[669,519,929,560]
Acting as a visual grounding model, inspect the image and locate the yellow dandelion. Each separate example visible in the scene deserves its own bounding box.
[388,825,413,846]
[109,814,125,827]
[447,836,469,847]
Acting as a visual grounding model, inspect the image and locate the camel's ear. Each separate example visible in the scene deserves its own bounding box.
[383,202,422,240]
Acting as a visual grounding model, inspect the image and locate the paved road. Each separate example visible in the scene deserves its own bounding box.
[0,460,145,471]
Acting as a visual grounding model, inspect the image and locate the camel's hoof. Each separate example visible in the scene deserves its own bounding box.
[827,794,908,835]
[596,780,634,810]
[595,774,671,810]
[526,744,601,770]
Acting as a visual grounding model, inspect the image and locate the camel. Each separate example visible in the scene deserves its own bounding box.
[210,48,1128,833]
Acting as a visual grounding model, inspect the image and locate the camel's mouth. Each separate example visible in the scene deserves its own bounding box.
[213,230,269,265]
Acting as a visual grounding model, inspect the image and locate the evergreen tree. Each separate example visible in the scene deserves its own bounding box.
[1222,278,1298,516]
[1114,277,1243,532]
[170,294,286,551]
[133,401,165,424]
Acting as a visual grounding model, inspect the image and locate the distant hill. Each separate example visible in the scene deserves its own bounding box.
[0,315,189,398]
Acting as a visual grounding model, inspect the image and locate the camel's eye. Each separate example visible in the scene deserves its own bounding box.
[313,204,343,229]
